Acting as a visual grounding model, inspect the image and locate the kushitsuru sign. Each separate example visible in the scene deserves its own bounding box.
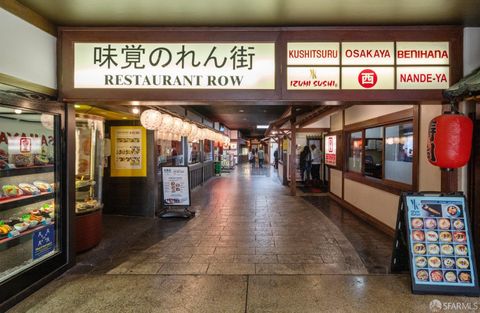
[74,43,275,90]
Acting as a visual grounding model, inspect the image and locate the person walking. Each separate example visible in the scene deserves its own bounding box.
[258,147,265,168]
[299,145,312,184]
[248,149,255,168]
[273,149,279,169]
[310,144,322,186]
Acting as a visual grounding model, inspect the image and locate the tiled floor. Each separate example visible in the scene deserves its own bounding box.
[8,165,478,312]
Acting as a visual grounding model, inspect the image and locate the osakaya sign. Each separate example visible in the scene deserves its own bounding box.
[287,41,450,90]
[74,43,275,89]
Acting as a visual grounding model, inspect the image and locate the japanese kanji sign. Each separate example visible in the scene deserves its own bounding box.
[74,43,275,89]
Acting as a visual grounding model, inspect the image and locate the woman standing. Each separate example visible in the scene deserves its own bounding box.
[299,145,312,184]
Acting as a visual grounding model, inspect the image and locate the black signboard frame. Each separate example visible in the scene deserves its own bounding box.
[391,191,480,296]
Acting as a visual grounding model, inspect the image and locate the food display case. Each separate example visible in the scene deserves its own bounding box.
[0,102,68,306]
[75,114,104,252]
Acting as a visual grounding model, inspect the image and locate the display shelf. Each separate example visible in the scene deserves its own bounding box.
[0,223,54,248]
[0,192,54,212]
[0,165,54,178]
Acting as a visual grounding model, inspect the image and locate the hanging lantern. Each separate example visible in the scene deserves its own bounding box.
[40,114,54,130]
[140,110,162,130]
[161,114,174,131]
[427,112,473,170]
[181,122,192,137]
[172,117,183,134]
[189,124,199,139]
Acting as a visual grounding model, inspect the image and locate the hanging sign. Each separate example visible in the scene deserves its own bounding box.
[287,42,340,65]
[162,166,191,206]
[287,67,340,90]
[341,42,395,65]
[397,67,450,89]
[74,43,275,90]
[391,192,480,296]
[324,135,337,166]
[396,42,450,65]
[110,126,147,177]
[342,67,395,90]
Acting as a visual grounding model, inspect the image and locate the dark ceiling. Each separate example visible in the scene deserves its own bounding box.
[187,102,320,137]
[16,0,480,27]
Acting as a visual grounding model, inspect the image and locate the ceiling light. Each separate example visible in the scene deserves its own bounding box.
[122,117,128,120]
[239,109,244,113]
[324,101,342,106]
[131,101,140,106]
[243,118,247,120]
[74,104,80,109]
[257,125,269,129]
[131,107,140,115]
[14,109,22,114]
[296,108,301,111]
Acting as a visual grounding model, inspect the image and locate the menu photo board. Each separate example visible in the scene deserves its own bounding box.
[110,126,147,177]
[324,135,336,166]
[161,166,191,207]
[391,192,480,296]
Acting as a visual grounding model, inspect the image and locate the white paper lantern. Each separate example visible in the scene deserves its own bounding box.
[189,124,199,139]
[172,117,183,134]
[140,110,162,130]
[161,114,174,131]
[181,122,192,137]
[40,114,54,130]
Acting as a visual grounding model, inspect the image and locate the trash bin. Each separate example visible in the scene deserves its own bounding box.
[214,161,222,175]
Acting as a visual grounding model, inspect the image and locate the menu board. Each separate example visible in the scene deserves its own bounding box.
[161,166,190,206]
[110,126,146,177]
[393,193,480,296]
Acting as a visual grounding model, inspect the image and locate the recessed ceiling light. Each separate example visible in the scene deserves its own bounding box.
[324,101,342,106]
[296,108,301,111]
[239,109,244,113]
[131,101,140,106]
[14,109,22,114]
[263,110,267,113]
[131,107,140,115]
[256,125,269,129]
[243,118,247,120]
[74,104,80,109]
[122,117,128,120]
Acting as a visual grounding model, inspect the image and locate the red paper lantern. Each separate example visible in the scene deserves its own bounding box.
[427,113,473,169]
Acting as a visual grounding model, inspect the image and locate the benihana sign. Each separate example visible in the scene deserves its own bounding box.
[286,41,450,90]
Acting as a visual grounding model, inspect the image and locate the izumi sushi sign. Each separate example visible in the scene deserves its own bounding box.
[74,43,275,90]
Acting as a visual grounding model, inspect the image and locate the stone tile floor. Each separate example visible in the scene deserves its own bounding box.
[8,165,479,312]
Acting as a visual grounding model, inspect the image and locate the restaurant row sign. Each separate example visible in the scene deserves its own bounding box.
[73,41,449,90]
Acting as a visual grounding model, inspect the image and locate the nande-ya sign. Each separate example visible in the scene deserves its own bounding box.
[74,43,275,89]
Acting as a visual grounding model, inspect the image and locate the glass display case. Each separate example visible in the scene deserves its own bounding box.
[0,105,61,284]
[75,115,104,214]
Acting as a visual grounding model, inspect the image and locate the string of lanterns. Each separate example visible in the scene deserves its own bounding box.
[140,109,230,145]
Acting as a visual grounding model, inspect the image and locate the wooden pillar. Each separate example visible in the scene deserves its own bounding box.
[290,118,297,196]
[440,104,459,193]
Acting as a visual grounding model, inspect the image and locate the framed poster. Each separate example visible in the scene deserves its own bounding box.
[161,166,191,206]
[324,135,337,166]
[393,192,480,296]
[110,126,147,177]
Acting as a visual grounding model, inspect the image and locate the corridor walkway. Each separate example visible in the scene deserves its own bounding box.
[9,165,478,313]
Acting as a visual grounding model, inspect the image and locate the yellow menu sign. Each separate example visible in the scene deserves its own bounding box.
[110,126,147,177]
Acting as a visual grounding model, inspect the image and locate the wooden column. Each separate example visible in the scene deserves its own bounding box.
[440,104,459,193]
[290,117,297,196]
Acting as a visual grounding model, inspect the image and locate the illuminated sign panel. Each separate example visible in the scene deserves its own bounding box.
[396,42,449,65]
[287,42,340,65]
[287,67,340,90]
[342,67,395,90]
[341,42,395,65]
[397,66,450,89]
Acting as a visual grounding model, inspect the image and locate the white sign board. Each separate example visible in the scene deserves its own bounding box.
[287,42,340,65]
[287,67,340,90]
[74,43,275,89]
[341,67,395,90]
[396,42,450,65]
[162,166,191,206]
[396,66,450,89]
[325,135,337,166]
[341,42,395,65]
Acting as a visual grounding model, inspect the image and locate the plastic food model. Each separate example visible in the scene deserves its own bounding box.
[2,185,22,197]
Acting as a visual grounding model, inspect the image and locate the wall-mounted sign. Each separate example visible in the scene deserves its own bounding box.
[74,43,275,90]
[342,67,395,90]
[392,193,480,296]
[396,42,450,65]
[325,135,337,166]
[287,42,340,65]
[110,126,147,177]
[162,166,190,206]
[286,41,450,90]
[8,136,42,154]
[397,66,450,89]
[341,42,395,65]
[287,67,340,90]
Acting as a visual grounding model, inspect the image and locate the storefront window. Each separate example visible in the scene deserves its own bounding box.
[156,132,182,167]
[188,141,200,164]
[364,127,383,179]
[203,140,212,162]
[0,105,61,283]
[385,123,413,184]
[348,131,362,173]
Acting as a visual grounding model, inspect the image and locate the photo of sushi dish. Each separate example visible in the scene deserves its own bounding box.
[453,231,467,243]
[412,230,425,241]
[442,258,455,269]
[413,243,426,255]
[454,245,468,256]
[426,231,439,242]
[411,218,423,229]
[446,205,462,218]
[459,272,472,283]
[427,244,440,255]
[428,257,441,268]
[430,270,443,282]
[444,271,457,282]
[438,218,451,230]
[416,270,429,281]
[439,231,452,242]
[441,244,454,255]
[453,219,465,230]
[424,218,437,229]
[415,256,427,268]
[456,258,470,269]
